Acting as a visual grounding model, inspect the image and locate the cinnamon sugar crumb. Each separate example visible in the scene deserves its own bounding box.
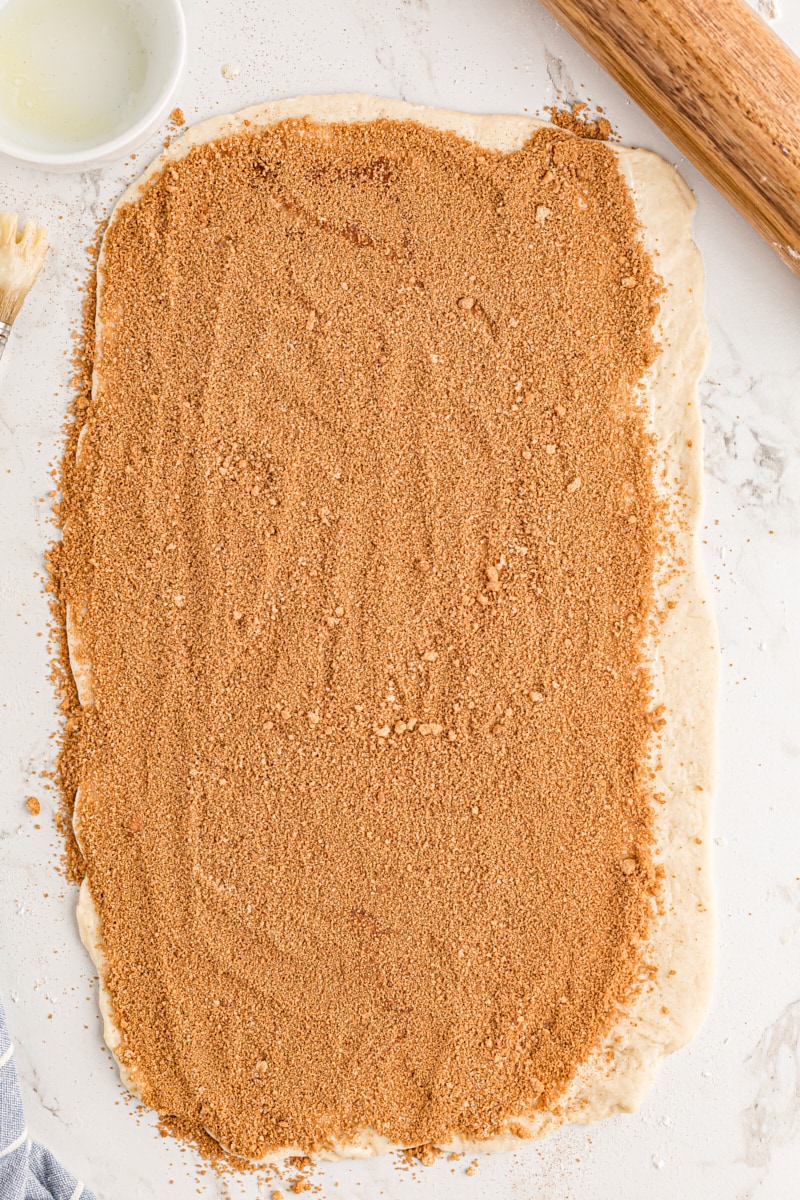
[411,1143,441,1166]
[546,102,614,141]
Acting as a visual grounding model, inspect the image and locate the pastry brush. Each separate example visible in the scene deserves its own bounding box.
[0,212,49,361]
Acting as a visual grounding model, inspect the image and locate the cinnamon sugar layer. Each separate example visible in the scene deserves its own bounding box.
[57,116,662,1158]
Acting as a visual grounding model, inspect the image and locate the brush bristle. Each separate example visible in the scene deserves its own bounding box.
[0,213,49,326]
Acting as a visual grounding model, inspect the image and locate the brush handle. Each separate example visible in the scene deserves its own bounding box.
[0,322,10,362]
[538,0,800,277]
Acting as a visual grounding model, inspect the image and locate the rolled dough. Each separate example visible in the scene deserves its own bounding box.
[70,94,717,1161]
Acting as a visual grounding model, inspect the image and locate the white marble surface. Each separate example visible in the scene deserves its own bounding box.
[1,1,799,1197]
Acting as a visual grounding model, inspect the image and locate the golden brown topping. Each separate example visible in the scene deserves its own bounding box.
[56,115,661,1160]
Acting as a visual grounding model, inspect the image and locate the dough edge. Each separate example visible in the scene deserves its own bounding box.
[70,93,717,1162]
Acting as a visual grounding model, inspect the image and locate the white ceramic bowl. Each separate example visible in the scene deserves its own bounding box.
[0,0,186,170]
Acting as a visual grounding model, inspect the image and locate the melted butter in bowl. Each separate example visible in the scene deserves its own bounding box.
[0,0,147,151]
[0,0,185,167]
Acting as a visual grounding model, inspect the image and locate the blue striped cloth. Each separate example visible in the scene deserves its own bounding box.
[1,995,97,1200]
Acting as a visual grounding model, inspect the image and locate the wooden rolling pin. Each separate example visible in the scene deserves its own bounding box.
[537,0,800,276]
